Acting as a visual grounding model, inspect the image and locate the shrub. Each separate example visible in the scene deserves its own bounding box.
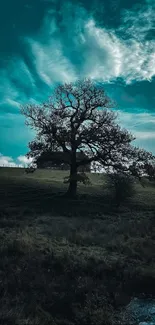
[107,172,135,207]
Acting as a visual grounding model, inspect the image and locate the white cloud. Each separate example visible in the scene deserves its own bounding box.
[1,0,155,165]
[0,71,19,104]
[116,110,155,152]
[17,155,33,166]
[82,1,155,83]
[23,0,155,85]
[0,154,17,167]
[134,131,155,140]
[0,56,36,111]
[4,0,152,92]
[9,56,36,90]
[1,1,154,108]
[82,18,155,84]
[117,111,155,126]
[0,154,34,168]
[121,1,155,42]
[25,35,77,86]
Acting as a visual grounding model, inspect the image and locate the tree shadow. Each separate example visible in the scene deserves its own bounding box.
[0,176,115,218]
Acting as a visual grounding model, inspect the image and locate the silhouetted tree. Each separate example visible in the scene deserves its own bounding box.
[21,79,155,197]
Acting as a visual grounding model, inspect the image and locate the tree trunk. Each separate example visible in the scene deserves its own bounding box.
[67,178,77,198]
[66,158,77,198]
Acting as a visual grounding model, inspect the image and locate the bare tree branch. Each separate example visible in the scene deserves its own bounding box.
[21,79,155,196]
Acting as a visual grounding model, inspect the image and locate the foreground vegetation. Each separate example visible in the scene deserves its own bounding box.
[0,167,155,324]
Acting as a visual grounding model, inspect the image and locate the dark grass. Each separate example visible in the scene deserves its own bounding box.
[0,167,155,324]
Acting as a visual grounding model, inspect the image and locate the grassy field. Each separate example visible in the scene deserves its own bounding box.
[0,167,155,324]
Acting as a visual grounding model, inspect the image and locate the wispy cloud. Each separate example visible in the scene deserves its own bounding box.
[121,0,155,42]
[27,39,76,85]
[134,131,155,140]
[1,0,155,106]
[0,0,155,159]
[116,110,155,152]
[82,18,155,83]
[22,0,155,86]
[117,111,155,128]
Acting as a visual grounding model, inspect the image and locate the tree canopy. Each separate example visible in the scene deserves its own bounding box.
[21,79,155,196]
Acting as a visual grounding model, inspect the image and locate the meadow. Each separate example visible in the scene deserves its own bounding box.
[0,167,155,324]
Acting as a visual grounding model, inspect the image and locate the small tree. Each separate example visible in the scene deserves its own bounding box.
[21,79,155,197]
[107,172,135,207]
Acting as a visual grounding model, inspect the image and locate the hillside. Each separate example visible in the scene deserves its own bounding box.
[0,167,155,324]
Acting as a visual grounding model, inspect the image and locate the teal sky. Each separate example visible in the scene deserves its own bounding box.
[0,0,155,166]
